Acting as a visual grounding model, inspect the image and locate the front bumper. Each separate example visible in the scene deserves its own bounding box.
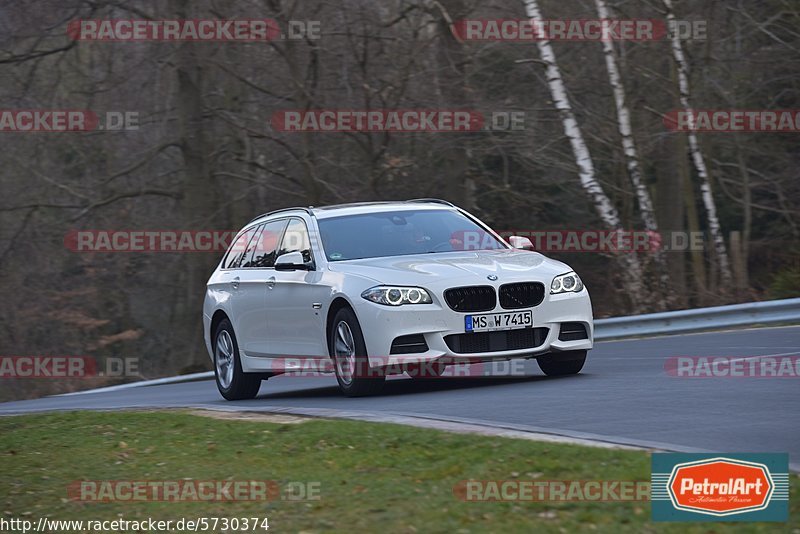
[352,287,593,368]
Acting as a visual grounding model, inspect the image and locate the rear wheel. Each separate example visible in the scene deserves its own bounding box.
[537,350,587,376]
[214,318,262,400]
[330,307,385,397]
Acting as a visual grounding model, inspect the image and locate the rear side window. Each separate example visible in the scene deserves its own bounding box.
[244,219,287,268]
[278,218,313,264]
[239,223,266,268]
[224,226,259,269]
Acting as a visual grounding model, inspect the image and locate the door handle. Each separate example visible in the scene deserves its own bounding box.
[266,276,276,289]
[230,276,240,289]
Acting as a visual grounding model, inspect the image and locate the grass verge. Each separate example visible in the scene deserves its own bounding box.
[0,411,796,533]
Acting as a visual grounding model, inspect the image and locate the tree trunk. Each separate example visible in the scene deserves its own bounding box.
[595,0,669,307]
[734,138,751,291]
[681,136,709,306]
[663,0,733,288]
[595,0,657,233]
[522,0,646,310]
[435,0,474,211]
[657,128,686,308]
[172,0,221,370]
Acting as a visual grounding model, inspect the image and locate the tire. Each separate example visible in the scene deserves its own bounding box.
[329,307,385,397]
[213,318,262,400]
[537,350,587,377]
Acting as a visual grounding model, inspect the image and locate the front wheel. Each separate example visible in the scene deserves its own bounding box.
[537,350,587,376]
[330,307,385,397]
[214,318,262,400]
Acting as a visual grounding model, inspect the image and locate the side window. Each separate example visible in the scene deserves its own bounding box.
[278,218,313,264]
[239,223,265,268]
[224,226,259,269]
[245,219,287,268]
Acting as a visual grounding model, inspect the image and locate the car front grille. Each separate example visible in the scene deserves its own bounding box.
[444,286,496,313]
[389,334,429,355]
[499,282,545,309]
[558,322,588,341]
[444,327,549,354]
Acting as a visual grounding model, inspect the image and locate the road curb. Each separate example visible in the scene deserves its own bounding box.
[56,371,214,397]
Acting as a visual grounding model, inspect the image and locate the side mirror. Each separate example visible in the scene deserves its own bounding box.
[275,251,311,271]
[508,235,534,251]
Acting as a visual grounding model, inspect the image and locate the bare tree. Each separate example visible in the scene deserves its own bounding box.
[662,0,733,287]
[521,0,646,308]
[594,0,657,234]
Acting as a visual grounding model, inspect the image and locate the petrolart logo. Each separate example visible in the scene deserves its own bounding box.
[652,453,789,522]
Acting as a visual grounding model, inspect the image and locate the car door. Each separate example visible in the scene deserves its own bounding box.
[267,217,329,358]
[230,219,288,358]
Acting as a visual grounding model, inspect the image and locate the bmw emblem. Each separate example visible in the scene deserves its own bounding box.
[487,275,498,281]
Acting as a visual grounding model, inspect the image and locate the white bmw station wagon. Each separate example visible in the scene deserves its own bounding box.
[203,199,593,398]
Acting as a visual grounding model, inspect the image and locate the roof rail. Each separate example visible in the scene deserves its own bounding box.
[248,207,313,224]
[405,198,455,207]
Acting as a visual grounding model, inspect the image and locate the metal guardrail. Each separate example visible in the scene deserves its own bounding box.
[594,298,800,340]
[59,371,215,396]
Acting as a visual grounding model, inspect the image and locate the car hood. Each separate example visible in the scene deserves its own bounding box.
[327,249,572,286]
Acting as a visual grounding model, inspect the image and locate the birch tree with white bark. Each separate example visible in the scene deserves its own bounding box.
[594,0,657,233]
[521,0,647,307]
[595,0,670,303]
[663,0,733,286]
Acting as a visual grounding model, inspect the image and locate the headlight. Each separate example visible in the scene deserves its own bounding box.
[361,286,433,306]
[550,272,584,294]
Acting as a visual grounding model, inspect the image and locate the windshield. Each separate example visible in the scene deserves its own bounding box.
[317,209,507,261]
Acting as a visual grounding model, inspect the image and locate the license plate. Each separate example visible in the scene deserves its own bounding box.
[465,310,533,333]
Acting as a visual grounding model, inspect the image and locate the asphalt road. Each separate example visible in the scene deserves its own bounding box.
[2,326,798,467]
